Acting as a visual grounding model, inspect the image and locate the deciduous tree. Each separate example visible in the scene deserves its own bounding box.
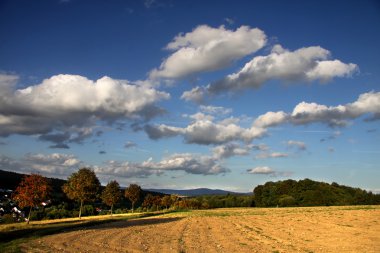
[161,195,172,209]
[12,174,51,224]
[142,193,154,210]
[124,184,141,212]
[62,168,100,219]
[101,180,121,215]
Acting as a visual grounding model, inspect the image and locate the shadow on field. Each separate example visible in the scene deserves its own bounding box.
[90,217,184,230]
[0,215,183,244]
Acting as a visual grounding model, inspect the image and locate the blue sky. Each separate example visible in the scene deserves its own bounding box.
[0,0,379,192]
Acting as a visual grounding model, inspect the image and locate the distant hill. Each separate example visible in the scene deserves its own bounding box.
[146,188,250,196]
[0,169,69,204]
[0,170,248,197]
[0,169,66,192]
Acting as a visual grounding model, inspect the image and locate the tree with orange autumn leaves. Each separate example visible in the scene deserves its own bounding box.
[12,174,51,224]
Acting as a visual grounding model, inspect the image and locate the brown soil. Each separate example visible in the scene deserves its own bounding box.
[22,206,380,253]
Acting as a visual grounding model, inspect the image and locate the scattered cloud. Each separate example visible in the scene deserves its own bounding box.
[144,0,156,8]
[247,166,274,174]
[0,153,83,177]
[286,140,307,150]
[212,143,251,159]
[99,151,107,154]
[328,147,335,152]
[224,17,234,25]
[49,143,70,149]
[199,105,232,115]
[124,141,137,149]
[181,86,207,103]
[247,166,293,177]
[142,153,229,175]
[255,152,288,159]
[0,74,169,147]
[147,91,380,147]
[1,150,229,179]
[320,130,341,142]
[150,25,266,79]
[95,153,229,177]
[94,160,160,178]
[251,144,269,151]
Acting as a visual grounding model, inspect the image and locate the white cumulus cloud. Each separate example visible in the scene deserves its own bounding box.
[150,25,266,79]
[0,74,169,147]
[144,118,266,145]
[253,111,288,128]
[184,44,357,101]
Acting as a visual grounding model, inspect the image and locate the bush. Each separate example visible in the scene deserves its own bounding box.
[114,208,126,214]
[81,205,94,216]
[98,209,110,215]
[278,195,296,207]
[45,207,72,219]
[0,214,15,224]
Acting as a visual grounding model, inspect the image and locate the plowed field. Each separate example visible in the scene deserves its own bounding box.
[23,206,380,253]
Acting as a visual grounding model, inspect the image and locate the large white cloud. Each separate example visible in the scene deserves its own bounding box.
[208,44,358,93]
[250,91,380,129]
[0,74,169,147]
[144,118,266,145]
[150,25,266,79]
[182,45,358,102]
[290,91,380,126]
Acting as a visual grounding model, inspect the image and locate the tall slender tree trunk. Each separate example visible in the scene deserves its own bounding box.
[111,204,113,216]
[79,199,83,219]
[27,206,32,224]
[132,202,134,213]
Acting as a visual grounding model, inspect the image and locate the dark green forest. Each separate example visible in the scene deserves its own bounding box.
[253,178,380,207]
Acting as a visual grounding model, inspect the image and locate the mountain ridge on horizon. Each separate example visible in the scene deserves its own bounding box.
[145,188,251,196]
[0,169,250,196]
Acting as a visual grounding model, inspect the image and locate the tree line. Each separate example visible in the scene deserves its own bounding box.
[2,169,380,224]
[253,178,380,207]
[2,168,253,224]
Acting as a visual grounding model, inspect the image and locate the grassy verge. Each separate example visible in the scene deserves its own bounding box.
[0,211,169,252]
